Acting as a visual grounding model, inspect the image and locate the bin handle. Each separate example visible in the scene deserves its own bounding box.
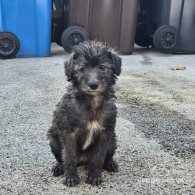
[178,0,185,31]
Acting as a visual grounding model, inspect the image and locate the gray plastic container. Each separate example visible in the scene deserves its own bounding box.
[136,0,195,53]
[67,0,139,54]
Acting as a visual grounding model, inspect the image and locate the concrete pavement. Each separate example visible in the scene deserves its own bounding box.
[0,44,194,194]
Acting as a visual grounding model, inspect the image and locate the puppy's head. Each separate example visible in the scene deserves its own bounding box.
[65,41,121,96]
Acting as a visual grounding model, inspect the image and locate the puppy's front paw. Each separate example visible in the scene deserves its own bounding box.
[86,173,103,186]
[62,175,80,187]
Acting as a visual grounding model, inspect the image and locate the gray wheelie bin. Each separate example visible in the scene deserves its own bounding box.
[61,0,139,54]
[136,0,195,53]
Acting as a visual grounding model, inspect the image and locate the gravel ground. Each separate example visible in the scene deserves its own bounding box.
[0,44,195,195]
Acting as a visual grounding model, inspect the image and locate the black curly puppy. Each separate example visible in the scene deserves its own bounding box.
[47,41,121,186]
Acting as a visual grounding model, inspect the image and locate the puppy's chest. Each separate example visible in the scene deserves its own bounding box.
[74,99,109,150]
[77,110,106,150]
[81,120,104,150]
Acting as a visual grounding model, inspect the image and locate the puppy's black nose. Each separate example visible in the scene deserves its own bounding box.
[89,82,98,90]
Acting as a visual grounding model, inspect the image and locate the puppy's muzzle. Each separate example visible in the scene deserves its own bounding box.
[88,80,99,90]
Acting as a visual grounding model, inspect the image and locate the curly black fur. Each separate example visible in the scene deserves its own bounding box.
[47,41,121,186]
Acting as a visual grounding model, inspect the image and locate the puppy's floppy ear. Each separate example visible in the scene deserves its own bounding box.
[108,51,122,76]
[64,58,73,82]
[64,52,78,82]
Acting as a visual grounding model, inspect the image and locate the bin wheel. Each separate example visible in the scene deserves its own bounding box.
[0,32,20,59]
[135,22,151,47]
[61,26,89,52]
[153,25,179,53]
[53,24,63,46]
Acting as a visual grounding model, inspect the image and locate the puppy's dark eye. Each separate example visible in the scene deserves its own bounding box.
[80,67,85,72]
[99,65,106,71]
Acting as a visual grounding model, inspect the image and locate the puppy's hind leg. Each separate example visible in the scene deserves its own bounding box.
[104,154,119,172]
[103,137,119,172]
[49,137,64,177]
